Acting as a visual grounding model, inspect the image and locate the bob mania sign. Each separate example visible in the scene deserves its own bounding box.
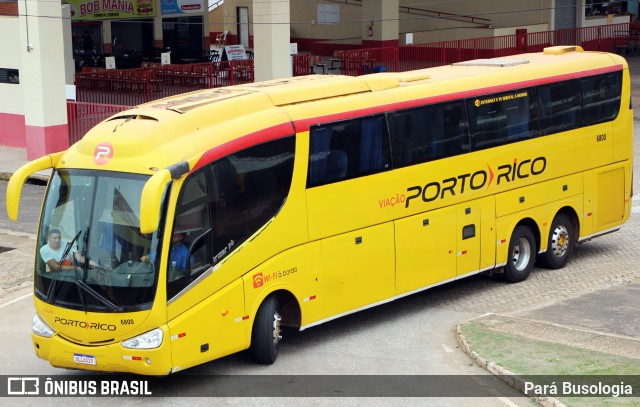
[65,0,156,20]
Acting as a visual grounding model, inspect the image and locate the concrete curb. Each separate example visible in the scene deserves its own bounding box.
[455,313,567,407]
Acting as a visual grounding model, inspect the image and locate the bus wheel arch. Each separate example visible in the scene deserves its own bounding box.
[250,290,300,364]
[538,208,578,269]
[502,218,539,283]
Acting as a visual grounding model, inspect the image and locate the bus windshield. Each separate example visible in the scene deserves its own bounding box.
[35,169,163,312]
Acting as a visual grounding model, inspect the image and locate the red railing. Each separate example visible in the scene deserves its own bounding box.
[67,101,130,144]
[341,23,631,75]
[68,23,631,144]
[75,60,255,105]
[341,48,399,76]
[75,68,151,106]
[293,54,312,76]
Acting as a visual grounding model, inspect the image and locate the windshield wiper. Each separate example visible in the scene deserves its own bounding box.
[74,279,122,312]
[46,230,82,304]
[69,226,121,312]
[75,226,91,312]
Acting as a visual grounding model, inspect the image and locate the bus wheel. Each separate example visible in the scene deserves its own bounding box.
[251,295,282,364]
[538,213,574,269]
[503,225,537,283]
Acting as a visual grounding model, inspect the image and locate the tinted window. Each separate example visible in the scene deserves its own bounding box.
[388,101,469,167]
[308,115,391,187]
[207,137,295,263]
[580,71,622,126]
[169,137,295,299]
[537,80,582,135]
[169,170,211,298]
[467,88,539,151]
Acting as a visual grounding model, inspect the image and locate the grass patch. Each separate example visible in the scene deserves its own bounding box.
[460,321,640,406]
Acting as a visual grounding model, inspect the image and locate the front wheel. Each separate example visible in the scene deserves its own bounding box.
[251,295,282,364]
[503,225,537,283]
[538,213,574,269]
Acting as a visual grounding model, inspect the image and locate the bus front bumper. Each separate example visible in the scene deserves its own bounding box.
[32,330,172,376]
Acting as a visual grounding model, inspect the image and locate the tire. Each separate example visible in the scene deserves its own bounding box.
[503,225,537,283]
[538,213,574,269]
[251,295,282,364]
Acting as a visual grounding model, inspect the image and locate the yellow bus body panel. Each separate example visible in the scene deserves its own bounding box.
[167,279,246,373]
[32,296,172,375]
[15,49,633,374]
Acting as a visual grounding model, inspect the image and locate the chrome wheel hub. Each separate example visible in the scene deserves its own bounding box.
[512,237,531,271]
[273,312,282,345]
[551,225,570,257]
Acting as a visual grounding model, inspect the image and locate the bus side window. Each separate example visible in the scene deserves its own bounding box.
[307,127,347,187]
[209,136,295,264]
[308,115,390,187]
[537,79,582,135]
[359,116,390,174]
[580,72,622,126]
[433,102,470,159]
[387,101,469,168]
[169,170,212,298]
[467,88,538,151]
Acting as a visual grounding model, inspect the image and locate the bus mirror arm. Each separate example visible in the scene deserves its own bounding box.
[6,152,61,221]
[140,169,173,235]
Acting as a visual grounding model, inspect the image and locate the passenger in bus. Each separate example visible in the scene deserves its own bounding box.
[39,227,92,272]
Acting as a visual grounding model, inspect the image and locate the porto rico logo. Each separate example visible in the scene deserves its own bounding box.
[93,142,114,165]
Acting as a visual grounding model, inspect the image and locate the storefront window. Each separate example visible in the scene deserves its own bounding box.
[162,16,204,61]
[0,68,19,84]
[586,1,629,17]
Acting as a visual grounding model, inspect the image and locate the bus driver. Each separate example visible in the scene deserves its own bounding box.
[39,228,78,272]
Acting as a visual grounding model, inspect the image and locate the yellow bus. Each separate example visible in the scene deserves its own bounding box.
[6,46,633,375]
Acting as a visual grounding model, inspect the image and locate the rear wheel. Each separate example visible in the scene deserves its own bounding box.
[538,213,574,269]
[503,225,537,283]
[251,295,282,364]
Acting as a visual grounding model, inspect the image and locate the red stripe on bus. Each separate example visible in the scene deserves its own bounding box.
[192,122,294,171]
[191,64,622,170]
[293,65,623,132]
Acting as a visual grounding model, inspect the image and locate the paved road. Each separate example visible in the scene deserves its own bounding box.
[0,182,530,406]
[1,186,639,406]
[0,180,45,235]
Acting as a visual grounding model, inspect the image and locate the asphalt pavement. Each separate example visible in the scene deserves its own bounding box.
[1,54,640,405]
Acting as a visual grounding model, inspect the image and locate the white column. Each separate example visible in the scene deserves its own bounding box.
[61,5,74,86]
[18,0,68,159]
[103,21,113,54]
[154,11,163,50]
[253,0,291,81]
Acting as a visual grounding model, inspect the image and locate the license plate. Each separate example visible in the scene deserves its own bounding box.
[73,353,96,365]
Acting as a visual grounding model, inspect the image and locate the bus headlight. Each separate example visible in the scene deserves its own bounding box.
[122,328,163,349]
[32,313,54,338]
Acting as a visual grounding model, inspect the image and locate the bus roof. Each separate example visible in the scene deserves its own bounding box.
[63,47,626,175]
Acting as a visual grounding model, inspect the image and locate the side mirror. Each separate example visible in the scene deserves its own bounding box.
[140,160,190,234]
[139,169,172,234]
[6,153,62,221]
